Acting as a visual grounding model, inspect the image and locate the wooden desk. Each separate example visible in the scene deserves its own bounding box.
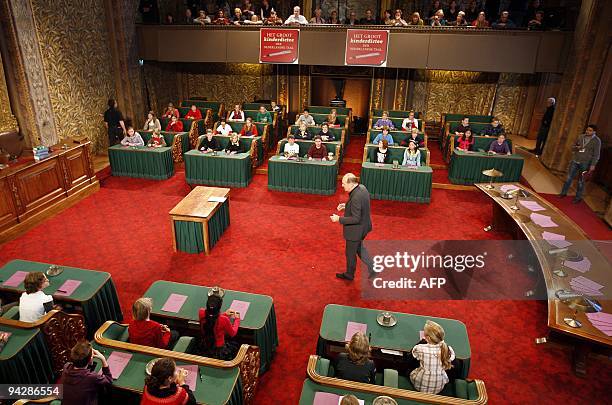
[169,186,230,254]
[476,183,611,375]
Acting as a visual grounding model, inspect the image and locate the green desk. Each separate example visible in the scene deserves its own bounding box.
[317,304,471,379]
[449,149,524,185]
[299,379,417,405]
[108,145,174,180]
[0,325,54,384]
[91,343,243,405]
[268,156,338,195]
[360,163,432,203]
[184,150,252,187]
[144,280,278,374]
[0,259,123,337]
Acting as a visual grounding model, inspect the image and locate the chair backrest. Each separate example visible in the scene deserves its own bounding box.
[180,100,222,110]
[307,106,352,116]
[448,121,492,135]
[287,125,344,142]
[102,322,130,342]
[243,102,284,111]
[368,129,426,146]
[198,134,258,152]
[370,116,420,130]
[372,109,421,119]
[307,113,348,126]
[41,311,87,375]
[364,144,428,165]
[452,134,513,152]
[277,139,340,157]
[443,113,493,124]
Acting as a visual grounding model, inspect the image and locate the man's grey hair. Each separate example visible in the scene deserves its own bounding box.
[547,97,556,105]
[343,173,359,184]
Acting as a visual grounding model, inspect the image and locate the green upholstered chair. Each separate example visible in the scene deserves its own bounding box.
[307,106,352,116]
[179,100,224,126]
[368,129,428,148]
[286,125,346,145]
[100,322,196,354]
[305,113,348,127]
[372,109,422,119]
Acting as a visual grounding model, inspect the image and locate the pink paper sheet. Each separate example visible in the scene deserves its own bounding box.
[179,364,199,391]
[161,294,188,313]
[519,200,546,212]
[530,213,558,228]
[313,392,340,405]
[55,280,82,296]
[345,321,367,341]
[228,300,251,319]
[500,185,519,193]
[541,231,573,249]
[107,351,132,379]
[3,271,28,287]
[570,276,604,291]
[563,257,591,273]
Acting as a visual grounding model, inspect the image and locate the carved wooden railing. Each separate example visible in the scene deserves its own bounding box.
[95,321,260,404]
[188,119,202,150]
[307,355,488,405]
[41,312,87,375]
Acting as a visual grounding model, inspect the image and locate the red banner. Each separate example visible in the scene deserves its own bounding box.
[345,29,389,67]
[259,28,300,64]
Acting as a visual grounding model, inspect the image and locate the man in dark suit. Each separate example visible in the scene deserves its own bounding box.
[331,173,374,281]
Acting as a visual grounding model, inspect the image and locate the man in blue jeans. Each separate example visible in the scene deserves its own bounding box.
[559,124,601,204]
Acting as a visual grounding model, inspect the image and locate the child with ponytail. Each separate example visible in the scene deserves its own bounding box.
[141,357,195,404]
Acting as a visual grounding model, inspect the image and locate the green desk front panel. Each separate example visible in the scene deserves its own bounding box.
[173,199,230,254]
[184,150,252,187]
[0,259,123,336]
[144,280,278,374]
[0,326,54,384]
[108,145,174,180]
[449,150,524,185]
[268,156,338,195]
[91,343,242,405]
[299,379,424,405]
[141,130,190,154]
[318,304,470,378]
[360,163,432,203]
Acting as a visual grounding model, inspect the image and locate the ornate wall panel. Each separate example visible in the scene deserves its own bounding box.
[299,66,310,110]
[180,63,275,110]
[412,70,498,122]
[144,62,180,117]
[393,69,409,111]
[370,68,385,111]
[0,53,17,131]
[31,0,115,153]
[493,73,530,135]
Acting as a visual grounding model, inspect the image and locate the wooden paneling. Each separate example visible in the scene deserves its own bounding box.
[0,177,18,229]
[63,146,91,193]
[15,158,65,217]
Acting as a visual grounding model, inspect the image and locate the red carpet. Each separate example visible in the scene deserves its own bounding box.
[0,141,610,404]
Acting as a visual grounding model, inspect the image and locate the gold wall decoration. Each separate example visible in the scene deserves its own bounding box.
[0,53,18,132]
[493,73,530,134]
[370,68,385,111]
[31,0,115,153]
[393,69,409,111]
[144,62,180,117]
[299,65,310,110]
[278,66,289,110]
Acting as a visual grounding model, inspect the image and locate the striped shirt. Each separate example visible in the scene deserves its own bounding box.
[410,342,455,394]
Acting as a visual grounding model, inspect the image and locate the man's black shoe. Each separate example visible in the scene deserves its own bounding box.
[572,198,582,204]
[336,273,354,281]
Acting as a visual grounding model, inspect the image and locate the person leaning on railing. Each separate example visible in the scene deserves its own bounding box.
[264,9,283,25]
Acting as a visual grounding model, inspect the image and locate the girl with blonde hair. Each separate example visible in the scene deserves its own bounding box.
[410,320,455,394]
[334,332,376,384]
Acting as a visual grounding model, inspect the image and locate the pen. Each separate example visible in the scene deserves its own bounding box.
[57,289,67,293]
[198,367,203,382]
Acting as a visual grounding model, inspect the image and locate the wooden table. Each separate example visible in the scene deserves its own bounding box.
[169,186,230,254]
[476,183,611,375]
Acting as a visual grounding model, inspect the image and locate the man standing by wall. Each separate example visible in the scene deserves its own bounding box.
[534,97,556,156]
[559,124,601,204]
[331,173,374,281]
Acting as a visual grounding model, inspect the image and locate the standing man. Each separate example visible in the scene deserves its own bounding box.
[104,98,126,146]
[534,97,556,156]
[331,173,374,281]
[559,124,601,204]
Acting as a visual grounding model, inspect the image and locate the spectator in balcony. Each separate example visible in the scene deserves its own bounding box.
[165,116,184,132]
[492,11,516,29]
[427,0,442,19]
[448,11,468,26]
[185,105,202,120]
[264,9,283,25]
[244,14,263,24]
[259,0,274,19]
[360,9,378,25]
[382,10,393,25]
[240,117,259,137]
[527,10,545,30]
[215,119,232,136]
[465,0,482,23]
[526,0,544,23]
[296,108,315,126]
[241,0,255,18]
[183,8,194,24]
[212,9,231,25]
[228,104,245,122]
[408,12,424,26]
[482,117,505,137]
[472,11,489,28]
[310,8,326,24]
[446,0,460,22]
[374,112,395,130]
[284,6,308,25]
[162,103,179,119]
[345,11,359,25]
[164,13,174,24]
[430,9,447,26]
[387,9,408,26]
[293,122,312,140]
[139,0,159,24]
[194,10,211,25]
[231,8,246,25]
[143,111,161,132]
[328,10,340,24]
